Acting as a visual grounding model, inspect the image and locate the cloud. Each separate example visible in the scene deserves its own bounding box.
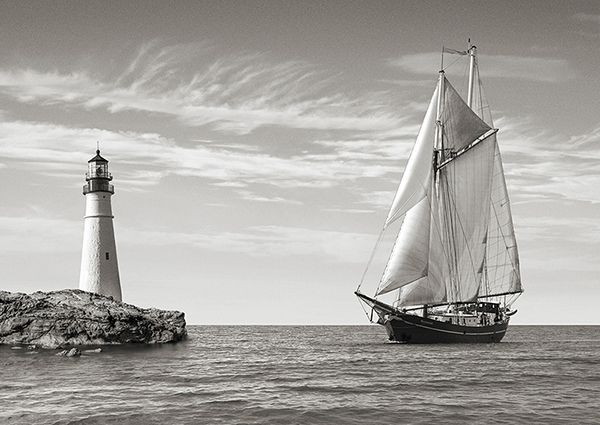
[573,13,600,24]
[0,118,401,190]
[496,118,600,204]
[237,190,303,205]
[0,207,376,263]
[390,53,574,82]
[118,224,376,263]
[323,208,375,214]
[0,42,400,135]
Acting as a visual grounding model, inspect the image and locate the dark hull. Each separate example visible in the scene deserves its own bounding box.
[383,312,508,343]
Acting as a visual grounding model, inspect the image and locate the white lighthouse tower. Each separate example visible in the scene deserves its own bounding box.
[79,149,122,301]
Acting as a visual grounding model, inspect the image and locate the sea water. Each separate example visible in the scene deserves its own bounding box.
[1,326,598,424]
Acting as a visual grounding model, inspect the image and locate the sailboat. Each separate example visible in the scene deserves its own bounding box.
[355,45,523,343]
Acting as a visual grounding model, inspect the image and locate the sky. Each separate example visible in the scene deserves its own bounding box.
[0,0,598,325]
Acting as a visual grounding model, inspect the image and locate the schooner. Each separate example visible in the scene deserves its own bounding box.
[355,45,523,343]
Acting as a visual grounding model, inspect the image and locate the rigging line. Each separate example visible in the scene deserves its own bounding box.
[438,132,461,303]
[483,254,491,296]
[476,63,485,120]
[357,226,386,292]
[356,294,375,322]
[437,167,459,303]
[442,54,465,73]
[431,138,459,303]
[428,90,459,301]
[429,171,452,271]
[449,158,462,302]
[476,60,494,127]
[375,218,402,296]
[506,291,522,308]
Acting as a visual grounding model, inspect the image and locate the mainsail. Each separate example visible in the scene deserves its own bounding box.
[375,59,522,308]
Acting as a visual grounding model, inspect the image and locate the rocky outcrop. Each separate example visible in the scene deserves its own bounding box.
[56,347,81,357]
[0,289,186,348]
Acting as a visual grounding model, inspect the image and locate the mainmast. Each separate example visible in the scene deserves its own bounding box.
[466,45,477,109]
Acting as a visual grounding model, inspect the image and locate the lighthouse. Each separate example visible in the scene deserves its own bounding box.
[79,149,122,301]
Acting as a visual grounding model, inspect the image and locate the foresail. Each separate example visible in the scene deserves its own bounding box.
[395,180,448,307]
[385,85,439,227]
[378,197,431,295]
[481,143,522,297]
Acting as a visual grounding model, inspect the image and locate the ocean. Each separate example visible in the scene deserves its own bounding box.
[1,325,598,424]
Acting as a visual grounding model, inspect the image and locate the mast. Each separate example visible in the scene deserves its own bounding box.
[435,70,445,152]
[467,45,477,109]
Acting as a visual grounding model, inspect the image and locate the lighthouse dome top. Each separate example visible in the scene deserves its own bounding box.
[88,149,108,163]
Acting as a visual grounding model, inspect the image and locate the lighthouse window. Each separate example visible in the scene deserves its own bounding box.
[105,252,110,260]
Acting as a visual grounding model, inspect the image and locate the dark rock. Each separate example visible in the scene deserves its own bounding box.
[66,347,81,357]
[0,289,187,348]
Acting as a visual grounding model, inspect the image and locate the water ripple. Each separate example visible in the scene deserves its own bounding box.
[1,325,599,424]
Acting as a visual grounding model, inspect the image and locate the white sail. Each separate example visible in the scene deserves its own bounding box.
[396,186,448,306]
[439,138,495,303]
[377,197,431,295]
[481,142,522,296]
[366,54,523,310]
[440,81,491,151]
[396,275,446,307]
[393,76,497,307]
[385,85,439,227]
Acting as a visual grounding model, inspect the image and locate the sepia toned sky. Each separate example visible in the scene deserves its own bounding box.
[0,0,598,324]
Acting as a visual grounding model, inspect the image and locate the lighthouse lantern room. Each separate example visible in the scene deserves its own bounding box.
[79,149,122,301]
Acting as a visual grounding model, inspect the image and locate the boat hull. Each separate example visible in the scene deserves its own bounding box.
[383,312,509,344]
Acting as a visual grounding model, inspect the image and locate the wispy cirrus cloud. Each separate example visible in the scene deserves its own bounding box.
[496,117,600,204]
[0,42,400,135]
[390,53,574,82]
[0,211,374,263]
[0,118,399,190]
